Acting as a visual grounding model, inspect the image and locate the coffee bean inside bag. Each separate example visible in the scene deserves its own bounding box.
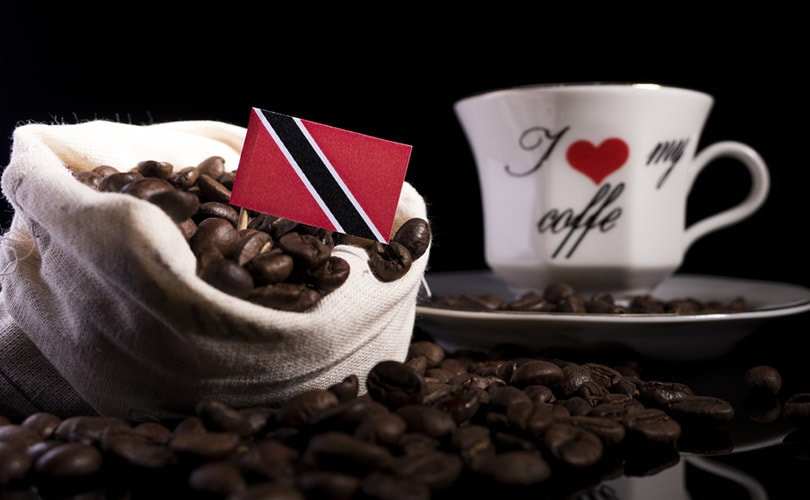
[0,120,430,422]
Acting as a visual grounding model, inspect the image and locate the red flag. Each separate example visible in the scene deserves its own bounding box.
[230,108,413,242]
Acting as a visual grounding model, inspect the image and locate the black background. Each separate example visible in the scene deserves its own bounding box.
[1,5,807,288]
[2,6,809,499]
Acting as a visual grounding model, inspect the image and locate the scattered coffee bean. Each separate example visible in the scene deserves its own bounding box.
[427,281,749,315]
[3,335,806,498]
[744,365,782,395]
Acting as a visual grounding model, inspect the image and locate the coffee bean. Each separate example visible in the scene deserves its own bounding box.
[147,188,201,222]
[0,441,31,486]
[200,258,254,298]
[247,283,323,312]
[367,361,426,410]
[247,251,295,285]
[543,421,604,468]
[134,159,174,179]
[278,232,332,270]
[510,360,564,388]
[392,218,431,260]
[368,241,413,282]
[307,256,350,293]
[783,393,810,427]
[189,460,247,497]
[621,408,681,445]
[304,431,393,476]
[34,442,103,480]
[478,450,552,486]
[170,165,201,189]
[197,173,232,204]
[197,156,227,180]
[744,365,782,395]
[666,395,735,425]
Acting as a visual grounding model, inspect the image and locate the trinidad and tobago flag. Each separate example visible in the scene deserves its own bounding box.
[230,108,413,243]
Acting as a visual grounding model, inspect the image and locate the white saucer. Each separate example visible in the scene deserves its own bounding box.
[415,271,810,361]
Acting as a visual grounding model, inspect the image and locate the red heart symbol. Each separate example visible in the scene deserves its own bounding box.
[566,138,629,184]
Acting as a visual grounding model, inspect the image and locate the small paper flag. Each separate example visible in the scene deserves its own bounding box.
[230,107,413,243]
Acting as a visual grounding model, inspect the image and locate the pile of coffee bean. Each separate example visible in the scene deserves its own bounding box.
[426,281,749,315]
[69,157,431,312]
[2,338,807,499]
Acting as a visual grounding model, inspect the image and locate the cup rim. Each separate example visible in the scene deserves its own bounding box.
[454,82,712,106]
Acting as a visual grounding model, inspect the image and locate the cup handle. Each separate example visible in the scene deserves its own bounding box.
[683,141,770,251]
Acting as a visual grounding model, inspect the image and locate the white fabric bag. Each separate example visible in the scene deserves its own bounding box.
[0,120,430,422]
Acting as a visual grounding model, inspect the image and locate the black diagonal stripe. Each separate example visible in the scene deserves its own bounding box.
[261,110,376,240]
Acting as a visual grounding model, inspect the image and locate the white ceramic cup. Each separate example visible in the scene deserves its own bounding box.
[454,83,770,297]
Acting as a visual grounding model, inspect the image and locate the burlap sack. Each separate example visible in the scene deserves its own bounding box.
[0,120,429,422]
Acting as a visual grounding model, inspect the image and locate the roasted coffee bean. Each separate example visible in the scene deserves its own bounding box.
[297,469,360,499]
[559,396,593,416]
[0,424,43,449]
[563,415,626,446]
[543,421,603,468]
[189,460,247,497]
[360,470,431,500]
[308,256,351,293]
[395,405,456,440]
[147,187,201,222]
[637,380,694,408]
[197,200,240,226]
[510,360,564,388]
[353,410,408,448]
[21,412,62,440]
[170,165,201,189]
[327,374,360,403]
[120,176,176,200]
[557,294,587,313]
[368,241,413,282]
[586,294,626,313]
[73,169,104,189]
[367,360,426,409]
[248,283,323,312]
[543,281,575,303]
[197,173,232,204]
[408,340,446,368]
[34,442,104,480]
[233,230,273,266]
[247,251,295,285]
[621,408,681,445]
[278,232,332,270]
[392,218,431,260]
[197,156,227,180]
[304,431,393,476]
[97,171,143,192]
[190,217,240,258]
[478,450,552,486]
[0,443,31,487]
[383,449,463,491]
[200,257,254,298]
[744,365,782,395]
[196,400,265,439]
[276,389,340,428]
[134,159,174,179]
[169,431,241,462]
[783,393,810,427]
[666,395,735,425]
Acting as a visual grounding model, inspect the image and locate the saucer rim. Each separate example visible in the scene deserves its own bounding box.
[416,271,810,324]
